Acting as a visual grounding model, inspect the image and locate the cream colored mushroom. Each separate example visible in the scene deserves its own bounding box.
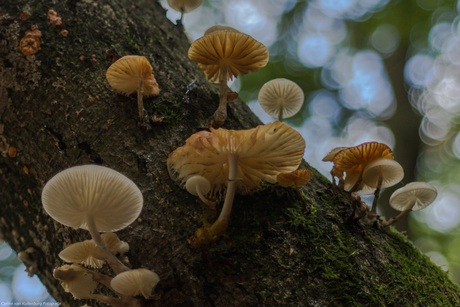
[167,0,203,23]
[258,78,304,121]
[185,175,216,208]
[110,268,160,299]
[42,165,143,274]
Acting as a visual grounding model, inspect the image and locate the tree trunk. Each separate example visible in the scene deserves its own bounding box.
[1,1,459,306]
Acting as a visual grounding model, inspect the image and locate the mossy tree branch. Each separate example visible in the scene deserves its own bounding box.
[0,1,459,306]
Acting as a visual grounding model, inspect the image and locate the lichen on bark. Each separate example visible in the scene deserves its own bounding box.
[0,1,459,306]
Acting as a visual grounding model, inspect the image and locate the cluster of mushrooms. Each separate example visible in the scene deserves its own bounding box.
[41,165,159,306]
[24,3,439,305]
[323,142,438,227]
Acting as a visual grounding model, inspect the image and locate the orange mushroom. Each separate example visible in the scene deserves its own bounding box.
[277,169,313,212]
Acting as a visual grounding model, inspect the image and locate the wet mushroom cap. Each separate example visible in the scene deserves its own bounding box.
[41,165,143,232]
[277,169,312,187]
[168,0,203,13]
[322,146,348,162]
[362,158,404,188]
[258,78,304,119]
[110,268,160,299]
[106,55,159,97]
[167,121,306,198]
[389,182,438,212]
[188,27,269,83]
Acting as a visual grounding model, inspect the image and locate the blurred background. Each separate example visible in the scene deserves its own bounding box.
[2,0,460,302]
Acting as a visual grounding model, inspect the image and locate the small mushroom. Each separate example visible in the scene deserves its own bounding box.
[110,268,160,299]
[382,182,437,226]
[258,78,304,121]
[188,26,268,126]
[167,0,203,24]
[17,248,38,277]
[106,55,160,120]
[322,146,348,187]
[185,175,216,208]
[362,158,404,222]
[42,165,143,274]
[277,169,313,212]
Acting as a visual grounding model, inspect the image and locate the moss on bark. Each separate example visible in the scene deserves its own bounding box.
[0,0,459,306]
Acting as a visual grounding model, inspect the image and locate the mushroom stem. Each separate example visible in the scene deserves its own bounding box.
[369,175,383,218]
[212,65,229,126]
[196,187,216,208]
[217,153,238,222]
[279,106,284,122]
[85,214,130,274]
[295,185,309,213]
[137,79,144,120]
[382,208,413,226]
[349,169,364,193]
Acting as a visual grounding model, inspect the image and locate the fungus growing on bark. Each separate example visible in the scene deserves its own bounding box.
[110,268,160,299]
[188,25,269,126]
[258,78,304,121]
[17,248,38,277]
[42,165,143,274]
[106,55,160,120]
[322,146,348,187]
[362,158,404,223]
[47,10,62,26]
[382,182,437,226]
[167,0,203,23]
[20,25,41,56]
[168,121,305,246]
[185,175,216,208]
[277,169,313,212]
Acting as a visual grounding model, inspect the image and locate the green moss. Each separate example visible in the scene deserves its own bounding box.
[125,29,139,51]
[151,99,184,125]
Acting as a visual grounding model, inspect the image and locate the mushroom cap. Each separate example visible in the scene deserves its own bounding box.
[389,182,437,212]
[188,27,269,83]
[58,240,105,269]
[322,146,348,162]
[258,78,305,119]
[41,165,143,232]
[343,173,376,195]
[106,55,160,97]
[110,268,160,299]
[168,0,203,13]
[167,121,305,198]
[362,158,404,189]
[185,175,211,196]
[332,142,394,175]
[277,169,312,187]
[54,264,97,299]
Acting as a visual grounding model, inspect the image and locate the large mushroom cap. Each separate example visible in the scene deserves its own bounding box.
[168,0,203,13]
[167,121,305,198]
[332,142,394,175]
[41,165,143,232]
[258,78,305,119]
[362,158,404,189]
[389,182,438,212]
[106,55,159,97]
[188,26,269,83]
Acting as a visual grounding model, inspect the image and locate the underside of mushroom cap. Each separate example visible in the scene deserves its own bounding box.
[41,165,143,232]
[168,0,203,13]
[389,182,438,211]
[188,29,269,83]
[167,121,305,198]
[258,78,305,119]
[362,158,404,189]
[110,268,160,299]
[343,173,376,195]
[106,55,159,97]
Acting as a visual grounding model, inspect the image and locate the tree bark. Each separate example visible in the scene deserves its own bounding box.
[1,1,459,306]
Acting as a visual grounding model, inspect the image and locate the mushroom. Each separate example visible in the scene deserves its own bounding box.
[167,121,305,246]
[185,175,216,208]
[17,248,38,277]
[167,0,203,24]
[188,25,269,126]
[41,165,143,274]
[362,158,404,222]
[322,146,348,187]
[258,78,304,121]
[110,268,160,299]
[276,169,313,212]
[106,55,160,120]
[382,182,437,226]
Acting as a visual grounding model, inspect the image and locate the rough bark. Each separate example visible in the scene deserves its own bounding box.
[0,1,459,306]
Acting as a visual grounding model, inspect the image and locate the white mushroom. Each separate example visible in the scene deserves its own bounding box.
[185,175,216,208]
[110,268,160,299]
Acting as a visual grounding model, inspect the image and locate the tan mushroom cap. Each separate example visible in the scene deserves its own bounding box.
[110,268,160,299]
[41,165,143,232]
[332,142,394,175]
[277,169,312,187]
[258,78,305,119]
[389,182,438,212]
[343,173,376,195]
[322,146,348,162]
[188,27,269,83]
[167,121,305,198]
[106,55,159,97]
[362,158,404,189]
[54,264,97,299]
[168,0,203,13]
